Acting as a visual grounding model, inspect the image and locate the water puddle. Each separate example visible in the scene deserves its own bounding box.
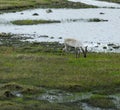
[37,89,92,103]
[110,94,120,109]
[11,91,23,97]
[35,88,120,110]
[7,87,120,110]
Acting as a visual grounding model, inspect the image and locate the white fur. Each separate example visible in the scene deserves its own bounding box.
[63,38,87,58]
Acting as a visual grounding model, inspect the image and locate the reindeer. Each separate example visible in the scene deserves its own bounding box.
[63,38,87,58]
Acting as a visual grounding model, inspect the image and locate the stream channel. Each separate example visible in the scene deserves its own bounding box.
[11,87,120,110]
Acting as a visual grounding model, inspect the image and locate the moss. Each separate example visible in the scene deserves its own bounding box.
[1,82,23,91]
[0,99,81,110]
[93,87,120,95]
[22,87,44,94]
[0,102,22,110]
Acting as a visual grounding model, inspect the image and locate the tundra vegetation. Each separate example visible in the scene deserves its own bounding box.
[0,0,120,109]
[0,33,120,110]
[82,95,116,109]
[11,19,61,25]
[0,0,119,13]
[0,0,97,13]
[10,18,108,25]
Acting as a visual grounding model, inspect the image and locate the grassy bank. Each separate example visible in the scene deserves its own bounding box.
[0,33,120,109]
[10,18,108,25]
[0,34,120,92]
[11,19,61,25]
[0,0,96,13]
[0,46,120,91]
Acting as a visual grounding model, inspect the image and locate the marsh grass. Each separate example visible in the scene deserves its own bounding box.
[0,0,96,12]
[0,100,77,110]
[0,43,120,92]
[82,94,116,109]
[88,18,108,22]
[11,19,61,25]
[0,37,120,109]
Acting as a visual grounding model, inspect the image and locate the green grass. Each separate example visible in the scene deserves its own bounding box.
[0,0,96,12]
[11,19,61,25]
[0,33,120,109]
[0,33,120,92]
[0,100,78,110]
[11,19,108,25]
[0,44,120,92]
[82,94,116,109]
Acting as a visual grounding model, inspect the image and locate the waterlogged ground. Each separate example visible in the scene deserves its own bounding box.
[0,33,120,109]
[1,83,120,110]
[0,1,120,109]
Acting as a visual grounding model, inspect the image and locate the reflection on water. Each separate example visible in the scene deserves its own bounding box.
[9,88,120,110]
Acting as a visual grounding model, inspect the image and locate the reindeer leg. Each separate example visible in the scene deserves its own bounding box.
[78,49,80,58]
[75,48,80,58]
[75,48,78,58]
[81,47,87,58]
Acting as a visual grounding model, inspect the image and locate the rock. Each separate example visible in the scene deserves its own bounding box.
[58,37,62,39]
[97,42,101,45]
[46,9,52,13]
[50,36,54,39]
[103,46,107,49]
[4,91,14,98]
[32,13,39,16]
[20,13,24,15]
[100,12,105,15]
[107,43,120,49]
[112,46,120,49]
[39,35,48,38]
[107,43,115,46]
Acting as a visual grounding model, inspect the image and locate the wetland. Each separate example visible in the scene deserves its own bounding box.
[0,33,120,110]
[0,0,120,110]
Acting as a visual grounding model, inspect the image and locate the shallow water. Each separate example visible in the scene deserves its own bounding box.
[0,0,120,52]
[37,89,92,103]
[110,94,120,109]
[10,87,120,110]
[0,8,120,43]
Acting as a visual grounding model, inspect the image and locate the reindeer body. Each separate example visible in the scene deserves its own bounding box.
[63,38,87,58]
